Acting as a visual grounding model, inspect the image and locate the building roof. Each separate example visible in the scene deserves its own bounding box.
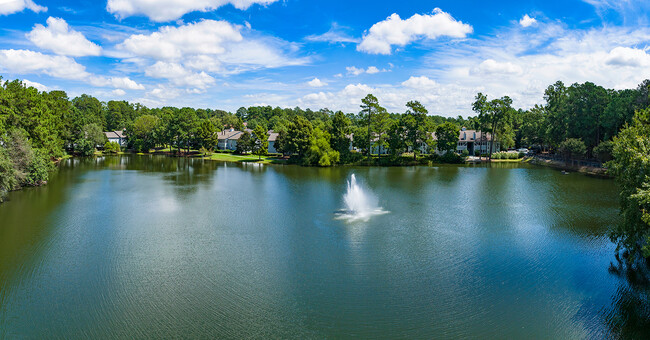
[268,132,279,142]
[104,131,125,139]
[217,130,242,141]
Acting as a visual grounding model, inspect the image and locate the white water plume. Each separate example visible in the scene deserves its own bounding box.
[335,174,388,222]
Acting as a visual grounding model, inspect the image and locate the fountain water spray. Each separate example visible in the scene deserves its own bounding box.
[336,174,388,222]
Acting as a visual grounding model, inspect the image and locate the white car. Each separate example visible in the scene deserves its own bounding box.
[517,148,529,153]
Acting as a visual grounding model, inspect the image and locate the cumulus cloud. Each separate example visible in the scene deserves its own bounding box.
[107,0,279,22]
[27,17,102,57]
[0,49,90,80]
[472,59,523,75]
[145,61,215,89]
[346,66,387,76]
[295,23,650,116]
[22,79,49,91]
[112,89,127,96]
[307,78,327,87]
[0,49,143,91]
[298,78,474,115]
[519,14,537,27]
[605,47,650,67]
[118,20,308,75]
[358,8,473,55]
[0,0,46,15]
[119,20,242,60]
[89,76,146,90]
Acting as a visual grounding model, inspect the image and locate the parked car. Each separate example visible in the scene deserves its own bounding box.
[517,148,529,153]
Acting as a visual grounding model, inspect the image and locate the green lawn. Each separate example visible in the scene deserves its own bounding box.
[205,153,286,164]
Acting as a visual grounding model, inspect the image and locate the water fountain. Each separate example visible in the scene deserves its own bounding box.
[335,174,388,222]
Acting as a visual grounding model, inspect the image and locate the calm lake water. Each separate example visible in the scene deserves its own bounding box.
[0,155,647,339]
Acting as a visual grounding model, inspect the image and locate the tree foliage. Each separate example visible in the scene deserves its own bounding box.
[608,108,650,260]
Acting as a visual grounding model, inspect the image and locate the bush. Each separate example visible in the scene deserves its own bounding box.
[104,141,121,154]
[461,150,469,157]
[559,138,587,159]
[75,138,95,156]
[593,140,614,162]
[24,149,51,186]
[0,148,18,202]
[491,151,523,160]
[438,152,464,164]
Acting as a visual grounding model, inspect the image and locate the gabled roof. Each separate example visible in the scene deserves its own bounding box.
[104,131,125,139]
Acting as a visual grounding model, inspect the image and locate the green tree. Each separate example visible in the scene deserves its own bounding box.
[558,138,587,160]
[330,111,352,161]
[360,94,381,163]
[435,122,460,154]
[252,125,269,160]
[404,101,431,160]
[82,123,106,147]
[195,119,218,151]
[0,147,18,202]
[608,108,650,260]
[236,131,253,154]
[129,115,160,152]
[593,140,614,163]
[282,116,314,160]
[306,128,340,166]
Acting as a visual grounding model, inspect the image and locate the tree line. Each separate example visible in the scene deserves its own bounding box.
[1,76,649,198]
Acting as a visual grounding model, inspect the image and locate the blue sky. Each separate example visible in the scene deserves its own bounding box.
[1,0,650,116]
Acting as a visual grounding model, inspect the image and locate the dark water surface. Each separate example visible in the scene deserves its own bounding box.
[0,156,647,338]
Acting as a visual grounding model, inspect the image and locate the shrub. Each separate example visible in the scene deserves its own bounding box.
[438,152,464,164]
[75,138,95,156]
[104,141,121,154]
[559,138,587,159]
[461,150,469,157]
[593,140,614,162]
[0,148,18,202]
[25,149,51,186]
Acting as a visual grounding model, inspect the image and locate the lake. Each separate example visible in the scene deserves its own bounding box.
[0,155,646,338]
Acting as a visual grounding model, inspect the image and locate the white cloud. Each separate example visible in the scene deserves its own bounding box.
[107,0,279,22]
[346,66,387,76]
[307,77,327,87]
[0,0,46,15]
[298,79,472,115]
[0,49,90,80]
[472,59,523,75]
[519,14,537,28]
[296,23,650,116]
[145,61,215,89]
[27,17,102,57]
[119,20,242,60]
[0,49,143,91]
[112,89,127,96]
[22,79,48,91]
[89,76,145,90]
[346,66,365,76]
[366,66,381,74]
[402,76,438,88]
[118,20,308,75]
[358,8,473,55]
[305,23,360,44]
[605,46,650,67]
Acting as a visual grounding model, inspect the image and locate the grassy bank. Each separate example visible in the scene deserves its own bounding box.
[204,153,287,164]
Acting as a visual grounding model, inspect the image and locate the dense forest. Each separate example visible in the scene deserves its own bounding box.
[1,75,650,262]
